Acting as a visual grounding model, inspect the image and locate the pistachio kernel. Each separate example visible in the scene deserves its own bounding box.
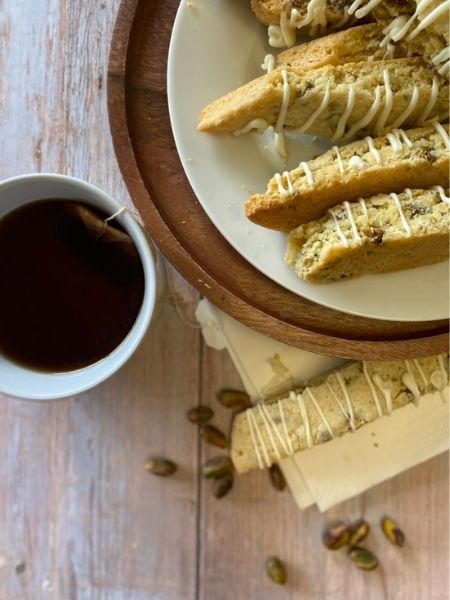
[201,425,229,449]
[213,473,234,499]
[348,519,370,547]
[381,516,405,546]
[217,389,252,410]
[269,464,286,491]
[322,520,351,550]
[265,556,287,585]
[202,456,233,479]
[145,458,177,477]
[187,405,214,425]
[348,546,379,570]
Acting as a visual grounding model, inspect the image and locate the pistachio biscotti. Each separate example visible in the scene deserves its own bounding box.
[231,354,449,473]
[198,59,449,139]
[285,187,450,283]
[245,124,450,231]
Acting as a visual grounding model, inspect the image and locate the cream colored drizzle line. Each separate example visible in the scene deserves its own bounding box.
[331,188,416,244]
[326,382,355,430]
[268,0,328,48]
[432,47,450,77]
[291,83,330,134]
[246,357,447,465]
[432,185,450,204]
[280,126,414,199]
[380,0,450,47]
[434,122,450,150]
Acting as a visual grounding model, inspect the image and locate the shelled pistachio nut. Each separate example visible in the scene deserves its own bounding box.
[201,425,229,449]
[217,389,252,410]
[322,520,351,550]
[187,405,214,425]
[213,473,234,499]
[265,556,287,585]
[381,516,405,546]
[269,464,286,491]
[202,456,233,479]
[145,458,177,477]
[348,547,379,571]
[348,519,370,547]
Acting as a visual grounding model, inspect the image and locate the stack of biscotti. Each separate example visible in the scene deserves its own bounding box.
[231,353,449,474]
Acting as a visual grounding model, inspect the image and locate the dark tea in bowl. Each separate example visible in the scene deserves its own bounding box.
[0,174,159,399]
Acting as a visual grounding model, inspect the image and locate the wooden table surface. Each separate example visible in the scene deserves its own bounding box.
[0,2,448,599]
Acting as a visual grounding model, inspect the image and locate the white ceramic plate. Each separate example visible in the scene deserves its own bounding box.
[167,0,449,322]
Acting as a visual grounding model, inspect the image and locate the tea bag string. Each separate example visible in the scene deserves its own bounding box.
[107,205,202,329]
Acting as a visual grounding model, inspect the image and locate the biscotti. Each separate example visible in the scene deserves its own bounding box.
[277,23,449,73]
[245,124,450,231]
[285,187,450,283]
[198,59,449,140]
[231,354,449,473]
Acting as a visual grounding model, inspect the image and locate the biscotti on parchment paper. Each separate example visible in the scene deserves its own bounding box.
[231,354,449,474]
[285,187,450,283]
[245,124,450,231]
[198,59,448,139]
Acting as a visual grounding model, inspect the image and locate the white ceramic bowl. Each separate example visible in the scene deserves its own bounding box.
[0,173,158,400]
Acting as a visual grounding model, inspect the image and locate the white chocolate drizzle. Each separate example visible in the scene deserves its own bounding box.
[389,85,420,129]
[275,171,294,197]
[362,361,383,417]
[300,161,314,186]
[304,387,334,439]
[296,392,313,448]
[390,192,412,236]
[278,399,295,455]
[335,372,357,429]
[374,69,393,134]
[365,136,382,164]
[359,198,368,218]
[257,403,282,461]
[344,85,382,140]
[372,374,393,414]
[268,1,328,48]
[332,85,355,140]
[326,382,356,431]
[380,0,450,47]
[432,47,450,77]
[333,146,345,175]
[344,201,362,243]
[332,211,349,247]
[402,360,421,405]
[234,118,269,136]
[432,185,450,204]
[434,122,450,150]
[408,0,450,40]
[348,0,383,19]
[291,83,330,134]
[348,155,367,170]
[413,358,429,387]
[386,129,413,152]
[275,69,291,133]
[417,78,439,124]
[261,53,275,73]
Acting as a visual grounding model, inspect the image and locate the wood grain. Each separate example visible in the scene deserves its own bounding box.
[0,1,447,599]
[107,0,449,360]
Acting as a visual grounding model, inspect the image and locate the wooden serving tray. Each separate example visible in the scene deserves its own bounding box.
[107,0,449,360]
